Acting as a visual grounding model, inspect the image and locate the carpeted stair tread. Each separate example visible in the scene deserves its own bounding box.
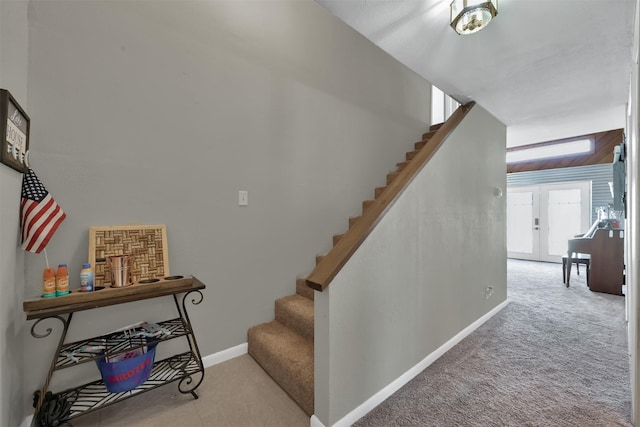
[296,278,315,301]
[275,294,314,340]
[248,320,314,415]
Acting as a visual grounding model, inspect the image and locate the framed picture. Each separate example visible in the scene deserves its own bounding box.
[0,89,30,173]
[88,224,170,287]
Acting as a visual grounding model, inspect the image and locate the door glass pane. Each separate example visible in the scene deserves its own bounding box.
[547,189,582,256]
[507,192,533,254]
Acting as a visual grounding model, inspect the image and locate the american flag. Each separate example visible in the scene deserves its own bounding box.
[20,169,66,253]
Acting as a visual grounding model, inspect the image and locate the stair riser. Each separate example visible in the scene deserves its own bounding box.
[275,297,314,340]
[421,130,437,141]
[386,172,399,185]
[406,151,418,161]
[414,140,428,150]
[362,200,374,213]
[428,123,443,133]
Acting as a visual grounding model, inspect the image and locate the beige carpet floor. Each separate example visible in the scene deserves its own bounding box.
[71,353,309,427]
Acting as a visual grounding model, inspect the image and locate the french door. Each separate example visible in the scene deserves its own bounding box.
[507,182,591,262]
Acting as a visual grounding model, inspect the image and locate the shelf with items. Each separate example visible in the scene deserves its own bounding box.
[54,350,202,420]
[55,317,191,370]
[23,275,202,320]
[25,275,206,425]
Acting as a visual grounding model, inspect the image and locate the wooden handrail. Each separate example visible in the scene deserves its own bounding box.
[305,102,475,291]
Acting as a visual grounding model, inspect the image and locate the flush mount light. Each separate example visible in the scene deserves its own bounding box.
[450,0,498,35]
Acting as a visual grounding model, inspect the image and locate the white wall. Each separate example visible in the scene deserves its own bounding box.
[0,1,28,426]
[314,104,507,425]
[628,1,639,424]
[20,0,431,416]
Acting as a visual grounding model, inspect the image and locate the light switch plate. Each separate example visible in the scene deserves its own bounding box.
[239,191,248,206]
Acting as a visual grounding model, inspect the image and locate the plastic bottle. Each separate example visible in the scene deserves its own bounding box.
[80,263,94,292]
[43,268,56,298]
[55,264,70,296]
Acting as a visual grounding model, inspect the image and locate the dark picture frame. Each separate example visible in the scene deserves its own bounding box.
[0,89,30,173]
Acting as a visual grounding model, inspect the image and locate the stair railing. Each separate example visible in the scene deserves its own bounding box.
[305,102,475,291]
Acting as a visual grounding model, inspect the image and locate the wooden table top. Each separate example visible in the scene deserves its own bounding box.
[23,275,205,320]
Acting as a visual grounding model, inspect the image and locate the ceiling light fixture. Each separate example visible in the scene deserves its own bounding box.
[450,0,498,35]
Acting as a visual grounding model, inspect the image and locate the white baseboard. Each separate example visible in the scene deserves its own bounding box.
[310,414,325,427]
[311,299,510,427]
[201,342,248,369]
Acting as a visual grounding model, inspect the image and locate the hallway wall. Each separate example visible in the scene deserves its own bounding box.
[20,0,431,415]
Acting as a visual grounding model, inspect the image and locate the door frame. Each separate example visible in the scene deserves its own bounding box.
[538,181,591,263]
[507,181,591,263]
[506,185,540,261]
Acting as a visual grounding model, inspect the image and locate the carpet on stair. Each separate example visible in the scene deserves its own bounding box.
[248,320,314,415]
[275,294,314,340]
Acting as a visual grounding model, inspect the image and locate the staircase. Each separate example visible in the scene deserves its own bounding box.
[247,123,445,416]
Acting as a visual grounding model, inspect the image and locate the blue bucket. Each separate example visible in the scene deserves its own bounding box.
[96,342,157,393]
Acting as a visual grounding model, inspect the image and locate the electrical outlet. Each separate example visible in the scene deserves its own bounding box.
[485,286,494,300]
[238,190,248,206]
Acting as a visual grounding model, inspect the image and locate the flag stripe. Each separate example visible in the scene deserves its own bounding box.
[22,197,54,244]
[20,169,66,254]
[23,201,65,252]
[20,198,38,241]
[23,197,55,241]
[23,206,61,252]
[32,209,66,253]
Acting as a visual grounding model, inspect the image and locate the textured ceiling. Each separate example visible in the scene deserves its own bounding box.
[314,0,636,131]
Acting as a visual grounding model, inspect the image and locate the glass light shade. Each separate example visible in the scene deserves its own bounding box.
[450,0,498,35]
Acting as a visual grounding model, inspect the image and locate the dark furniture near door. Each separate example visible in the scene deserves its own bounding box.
[562,253,590,285]
[567,228,624,295]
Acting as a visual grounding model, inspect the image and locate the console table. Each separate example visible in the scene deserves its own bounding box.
[23,275,206,424]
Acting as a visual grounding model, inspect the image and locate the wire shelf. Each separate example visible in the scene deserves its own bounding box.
[55,351,202,419]
[55,318,190,370]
